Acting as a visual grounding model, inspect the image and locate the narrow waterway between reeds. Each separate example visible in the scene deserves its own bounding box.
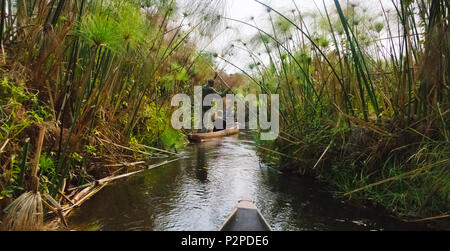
[69,132,423,231]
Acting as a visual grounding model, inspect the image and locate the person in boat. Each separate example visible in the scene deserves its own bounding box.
[201,74,231,132]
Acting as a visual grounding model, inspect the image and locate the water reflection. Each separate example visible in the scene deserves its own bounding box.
[69,132,424,231]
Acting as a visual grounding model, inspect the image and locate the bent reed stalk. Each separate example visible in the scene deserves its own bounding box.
[217,0,448,222]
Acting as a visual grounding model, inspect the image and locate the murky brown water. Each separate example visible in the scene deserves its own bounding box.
[69,131,424,231]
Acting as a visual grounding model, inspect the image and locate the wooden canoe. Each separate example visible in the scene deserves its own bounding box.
[188,124,240,142]
[219,199,272,231]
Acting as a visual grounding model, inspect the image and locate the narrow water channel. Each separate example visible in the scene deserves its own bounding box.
[69,132,423,231]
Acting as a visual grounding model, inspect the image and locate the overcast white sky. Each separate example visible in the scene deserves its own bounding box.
[180,0,396,73]
[214,0,320,72]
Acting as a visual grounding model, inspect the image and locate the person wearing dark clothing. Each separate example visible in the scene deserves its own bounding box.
[201,79,218,132]
[201,77,230,132]
[201,79,218,119]
[202,79,218,99]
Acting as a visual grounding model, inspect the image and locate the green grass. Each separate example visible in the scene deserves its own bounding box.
[0,0,448,229]
[228,0,449,224]
[0,0,225,215]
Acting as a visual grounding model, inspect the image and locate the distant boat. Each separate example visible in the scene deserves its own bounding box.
[219,199,272,231]
[188,124,240,142]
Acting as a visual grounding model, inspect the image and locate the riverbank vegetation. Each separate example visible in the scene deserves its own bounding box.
[232,0,449,227]
[0,0,227,229]
[0,0,448,230]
